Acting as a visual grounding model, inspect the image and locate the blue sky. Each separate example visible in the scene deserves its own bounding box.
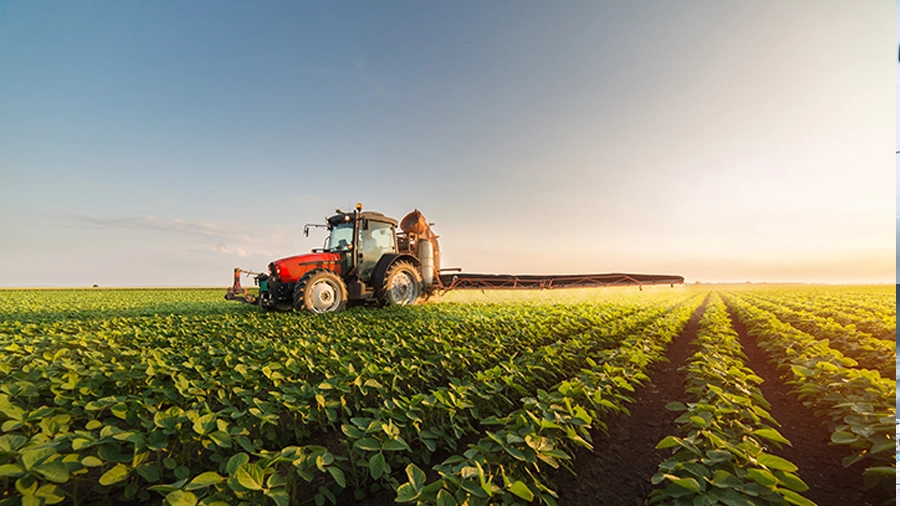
[1,1,894,286]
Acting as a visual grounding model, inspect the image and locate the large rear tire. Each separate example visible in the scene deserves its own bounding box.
[293,269,348,313]
[378,261,423,307]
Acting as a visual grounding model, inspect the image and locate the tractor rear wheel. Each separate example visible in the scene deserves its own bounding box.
[378,261,423,307]
[293,269,348,313]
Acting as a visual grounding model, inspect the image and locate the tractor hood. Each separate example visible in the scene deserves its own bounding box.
[270,252,343,284]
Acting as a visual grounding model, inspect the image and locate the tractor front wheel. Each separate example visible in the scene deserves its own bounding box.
[294,269,348,313]
[378,261,423,307]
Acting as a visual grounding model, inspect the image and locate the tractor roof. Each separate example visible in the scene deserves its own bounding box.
[327,211,397,227]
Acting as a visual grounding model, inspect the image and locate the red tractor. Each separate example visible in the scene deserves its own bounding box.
[226,204,685,313]
[226,204,441,312]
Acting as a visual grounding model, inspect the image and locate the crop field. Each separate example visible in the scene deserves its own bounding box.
[0,285,894,506]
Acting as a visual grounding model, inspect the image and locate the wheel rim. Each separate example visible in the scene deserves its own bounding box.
[389,271,418,305]
[309,279,339,312]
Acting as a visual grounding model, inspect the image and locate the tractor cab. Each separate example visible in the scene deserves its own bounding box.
[323,210,399,282]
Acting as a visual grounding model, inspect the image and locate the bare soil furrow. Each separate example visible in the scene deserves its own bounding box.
[548,297,709,505]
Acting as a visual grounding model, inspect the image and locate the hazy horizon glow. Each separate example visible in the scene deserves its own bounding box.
[1,2,894,287]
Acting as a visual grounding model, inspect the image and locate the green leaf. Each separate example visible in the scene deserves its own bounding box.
[148,478,188,494]
[396,482,418,502]
[185,471,225,491]
[33,462,69,483]
[382,439,410,452]
[669,476,701,492]
[136,465,160,483]
[368,452,385,480]
[124,482,139,499]
[665,402,686,411]
[235,463,265,491]
[22,494,42,506]
[354,438,380,451]
[436,489,456,506]
[869,438,895,455]
[863,466,898,476]
[175,466,190,481]
[154,408,184,431]
[688,416,707,427]
[0,434,27,452]
[774,471,808,492]
[265,489,290,506]
[746,468,777,488]
[267,472,286,489]
[777,488,816,506]
[226,453,249,475]
[208,431,231,448]
[34,484,66,505]
[111,403,128,420]
[405,463,426,490]
[690,495,716,506]
[704,450,731,464]
[830,431,858,445]
[753,428,790,446]
[0,394,25,420]
[327,467,346,488]
[0,463,24,478]
[192,413,217,436]
[21,447,56,471]
[235,435,254,453]
[17,475,38,496]
[508,481,534,501]
[99,463,130,486]
[656,436,680,449]
[81,456,103,468]
[165,490,198,506]
[756,453,798,472]
[341,424,362,438]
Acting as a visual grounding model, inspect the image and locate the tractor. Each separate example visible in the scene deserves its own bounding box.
[226,204,440,312]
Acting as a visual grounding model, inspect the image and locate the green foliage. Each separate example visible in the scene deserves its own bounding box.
[721,289,896,493]
[650,293,813,506]
[0,286,890,505]
[0,287,702,504]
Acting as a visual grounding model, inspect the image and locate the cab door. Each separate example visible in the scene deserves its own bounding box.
[358,220,397,281]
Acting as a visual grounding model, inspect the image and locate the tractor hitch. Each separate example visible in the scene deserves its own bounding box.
[225,267,261,304]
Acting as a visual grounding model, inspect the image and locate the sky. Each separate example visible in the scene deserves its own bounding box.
[0,1,895,286]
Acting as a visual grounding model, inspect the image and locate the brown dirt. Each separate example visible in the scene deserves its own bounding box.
[547,296,708,505]
[724,301,892,506]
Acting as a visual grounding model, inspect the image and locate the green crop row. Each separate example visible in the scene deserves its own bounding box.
[392,294,705,505]
[723,286,895,340]
[0,300,656,448]
[720,292,895,492]
[735,294,894,376]
[650,292,813,506]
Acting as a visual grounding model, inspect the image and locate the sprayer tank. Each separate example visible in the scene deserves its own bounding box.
[419,239,434,287]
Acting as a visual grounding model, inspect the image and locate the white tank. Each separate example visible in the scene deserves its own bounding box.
[419,238,434,287]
